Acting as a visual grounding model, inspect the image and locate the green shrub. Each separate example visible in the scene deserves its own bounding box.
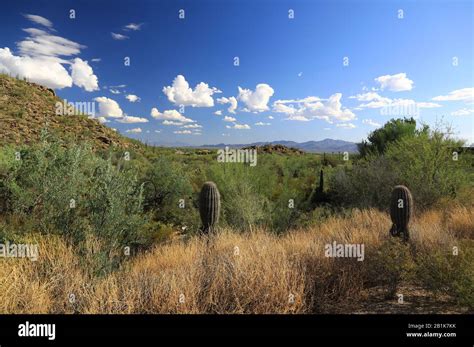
[2,140,149,272]
[414,240,474,308]
[294,206,339,229]
[205,163,271,230]
[365,238,415,296]
[0,146,19,214]
[329,155,398,208]
[142,157,199,229]
[330,126,469,210]
[385,130,468,209]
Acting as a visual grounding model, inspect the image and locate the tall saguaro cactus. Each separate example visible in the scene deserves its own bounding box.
[318,169,324,194]
[311,169,326,206]
[389,185,413,241]
[199,181,221,234]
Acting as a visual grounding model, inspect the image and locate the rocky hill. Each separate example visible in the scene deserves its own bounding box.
[242,144,305,155]
[0,74,134,150]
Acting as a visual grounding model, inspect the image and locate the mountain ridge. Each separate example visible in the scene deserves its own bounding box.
[196,138,359,153]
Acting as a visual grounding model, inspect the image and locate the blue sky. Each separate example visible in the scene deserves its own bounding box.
[1,0,473,145]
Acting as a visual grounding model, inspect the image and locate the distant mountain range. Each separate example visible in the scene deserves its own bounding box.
[151,139,359,153]
[199,139,359,153]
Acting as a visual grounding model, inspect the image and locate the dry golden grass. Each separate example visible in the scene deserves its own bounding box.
[0,207,472,314]
[447,206,474,239]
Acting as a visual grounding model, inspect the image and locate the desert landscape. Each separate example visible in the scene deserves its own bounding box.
[0,1,473,319]
[0,74,472,314]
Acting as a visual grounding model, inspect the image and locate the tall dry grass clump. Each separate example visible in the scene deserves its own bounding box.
[0,207,472,313]
[0,234,89,313]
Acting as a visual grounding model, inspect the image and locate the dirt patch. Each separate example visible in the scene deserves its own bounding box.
[326,284,472,314]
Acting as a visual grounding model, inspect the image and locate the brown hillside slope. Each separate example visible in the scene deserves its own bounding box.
[0,74,134,149]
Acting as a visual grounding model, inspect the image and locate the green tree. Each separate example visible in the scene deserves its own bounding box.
[358,118,423,157]
[385,128,467,208]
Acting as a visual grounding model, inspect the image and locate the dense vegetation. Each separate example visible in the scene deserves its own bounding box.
[0,117,473,312]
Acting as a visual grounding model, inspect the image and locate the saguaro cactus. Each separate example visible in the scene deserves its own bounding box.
[318,169,324,194]
[311,169,325,205]
[199,181,221,234]
[389,185,413,241]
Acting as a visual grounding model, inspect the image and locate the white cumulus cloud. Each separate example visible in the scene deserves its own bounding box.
[238,83,274,112]
[375,73,414,92]
[273,93,355,123]
[351,92,394,109]
[0,47,72,89]
[126,128,142,133]
[227,123,251,130]
[150,107,194,123]
[0,21,99,92]
[163,75,221,107]
[117,116,148,124]
[90,116,108,124]
[94,97,124,118]
[70,58,98,91]
[223,116,236,122]
[126,94,141,102]
[432,88,474,103]
[217,96,238,113]
[351,92,441,110]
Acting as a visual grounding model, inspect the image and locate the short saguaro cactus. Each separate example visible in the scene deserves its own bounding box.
[199,181,221,234]
[389,185,413,241]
